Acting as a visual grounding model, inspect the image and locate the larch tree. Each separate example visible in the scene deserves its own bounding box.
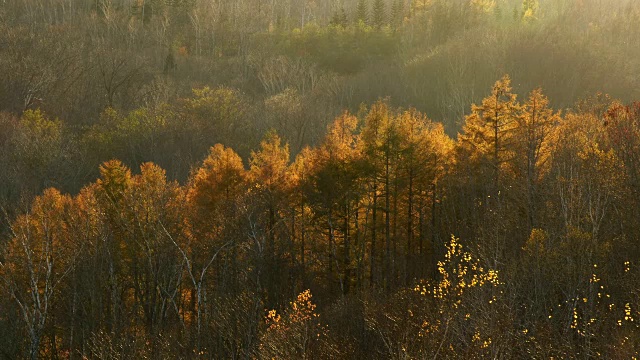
[512,88,559,231]
[396,110,454,281]
[184,144,248,353]
[248,131,291,307]
[188,144,246,238]
[307,111,361,294]
[455,75,521,269]
[126,163,186,338]
[604,102,640,201]
[358,100,401,289]
[289,147,315,290]
[93,160,133,335]
[603,102,640,268]
[395,109,432,283]
[457,75,520,193]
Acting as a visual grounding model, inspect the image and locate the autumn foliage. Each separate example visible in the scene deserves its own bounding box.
[2,78,640,358]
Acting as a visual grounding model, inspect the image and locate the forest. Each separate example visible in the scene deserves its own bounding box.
[1,0,640,358]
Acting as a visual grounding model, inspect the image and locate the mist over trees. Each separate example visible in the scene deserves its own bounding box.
[1,0,640,358]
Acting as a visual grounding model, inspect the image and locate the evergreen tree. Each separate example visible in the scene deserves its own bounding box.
[331,7,349,27]
[372,0,386,28]
[356,0,368,24]
[340,7,349,26]
[391,0,404,29]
